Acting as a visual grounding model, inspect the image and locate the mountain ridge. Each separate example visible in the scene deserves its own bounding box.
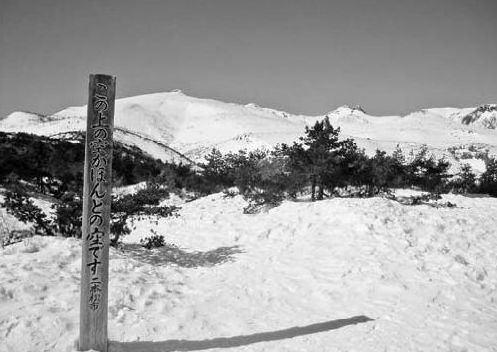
[1,91,496,173]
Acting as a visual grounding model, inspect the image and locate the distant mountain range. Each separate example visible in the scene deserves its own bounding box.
[1,91,496,173]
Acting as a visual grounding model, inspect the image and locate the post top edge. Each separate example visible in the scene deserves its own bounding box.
[90,74,116,80]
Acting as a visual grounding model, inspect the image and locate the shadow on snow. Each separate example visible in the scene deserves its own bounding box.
[117,243,243,268]
[109,315,373,352]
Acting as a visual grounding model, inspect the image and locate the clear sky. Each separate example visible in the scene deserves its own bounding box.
[1,0,496,117]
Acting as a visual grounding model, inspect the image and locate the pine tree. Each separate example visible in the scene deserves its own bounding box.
[391,145,407,187]
[203,148,233,189]
[286,117,356,200]
[453,164,476,193]
[480,158,497,196]
[301,117,342,200]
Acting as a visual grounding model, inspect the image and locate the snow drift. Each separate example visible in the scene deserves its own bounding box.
[1,191,496,351]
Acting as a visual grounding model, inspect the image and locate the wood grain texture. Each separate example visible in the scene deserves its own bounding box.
[79,74,116,352]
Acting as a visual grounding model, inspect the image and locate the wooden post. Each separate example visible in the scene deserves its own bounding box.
[79,74,116,352]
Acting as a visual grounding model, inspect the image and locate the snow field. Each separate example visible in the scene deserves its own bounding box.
[0,192,496,351]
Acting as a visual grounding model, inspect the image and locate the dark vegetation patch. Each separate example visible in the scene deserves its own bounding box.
[1,118,497,246]
[200,118,497,211]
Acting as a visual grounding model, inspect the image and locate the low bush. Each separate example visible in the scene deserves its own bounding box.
[1,182,178,246]
[2,187,54,236]
[140,233,166,249]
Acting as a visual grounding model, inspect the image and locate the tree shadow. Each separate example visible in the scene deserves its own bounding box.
[109,315,373,352]
[457,192,492,199]
[388,194,457,208]
[117,243,243,268]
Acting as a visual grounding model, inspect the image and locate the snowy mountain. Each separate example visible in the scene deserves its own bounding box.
[1,91,496,172]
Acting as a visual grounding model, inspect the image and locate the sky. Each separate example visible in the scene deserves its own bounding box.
[1,0,496,117]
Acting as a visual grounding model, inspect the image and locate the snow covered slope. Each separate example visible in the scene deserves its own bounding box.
[1,91,496,170]
[1,191,496,351]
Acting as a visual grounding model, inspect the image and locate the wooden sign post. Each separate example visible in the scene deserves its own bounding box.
[79,74,116,352]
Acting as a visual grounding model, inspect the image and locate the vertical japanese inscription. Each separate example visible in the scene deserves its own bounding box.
[87,84,110,311]
[80,74,115,352]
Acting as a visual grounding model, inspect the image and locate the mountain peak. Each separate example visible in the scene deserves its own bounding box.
[244,103,290,119]
[461,104,497,129]
[169,89,185,95]
[344,105,366,114]
[328,105,367,115]
[475,104,497,113]
[326,105,366,116]
[2,111,60,125]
